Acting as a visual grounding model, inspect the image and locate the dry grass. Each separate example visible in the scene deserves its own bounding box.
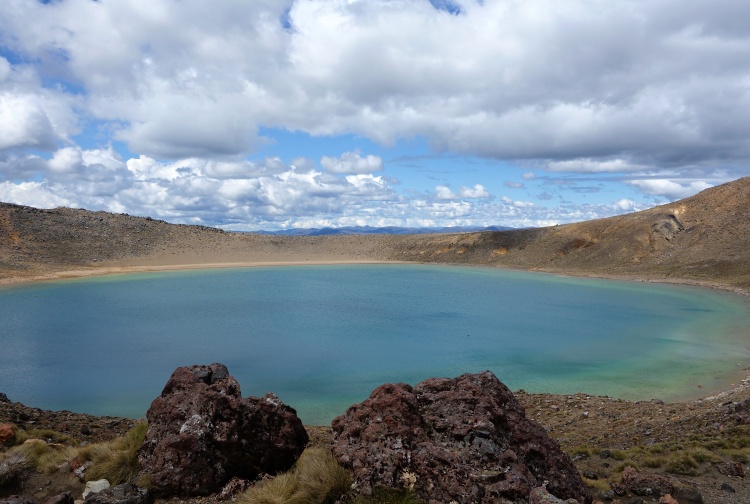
[76,422,147,484]
[239,447,352,504]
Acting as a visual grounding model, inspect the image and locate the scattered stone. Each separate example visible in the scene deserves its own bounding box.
[332,371,591,504]
[82,480,110,500]
[83,483,149,504]
[0,423,15,445]
[610,482,626,496]
[138,363,308,496]
[732,398,750,425]
[44,492,73,504]
[671,483,703,503]
[621,466,673,497]
[599,489,615,501]
[658,494,678,504]
[715,461,745,478]
[0,497,36,504]
[529,486,580,503]
[721,482,736,493]
[79,425,91,436]
[216,477,252,501]
[0,393,10,403]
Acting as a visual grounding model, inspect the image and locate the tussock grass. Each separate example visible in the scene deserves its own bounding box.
[14,428,77,446]
[664,453,699,475]
[77,422,148,484]
[239,447,352,504]
[0,439,76,476]
[582,477,611,494]
[641,456,664,468]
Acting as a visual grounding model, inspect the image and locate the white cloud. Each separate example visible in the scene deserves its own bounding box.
[1,0,747,167]
[321,151,383,174]
[458,184,490,199]
[436,184,490,200]
[1,0,749,229]
[546,158,649,173]
[629,179,714,200]
[613,198,637,212]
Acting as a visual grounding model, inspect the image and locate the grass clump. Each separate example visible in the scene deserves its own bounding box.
[608,449,627,461]
[569,446,592,458]
[14,428,77,446]
[76,422,148,485]
[0,439,76,476]
[582,477,611,494]
[239,447,352,504]
[665,453,699,475]
[641,456,664,468]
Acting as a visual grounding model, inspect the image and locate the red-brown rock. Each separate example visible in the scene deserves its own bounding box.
[331,371,592,504]
[0,423,15,445]
[621,466,673,497]
[138,363,308,496]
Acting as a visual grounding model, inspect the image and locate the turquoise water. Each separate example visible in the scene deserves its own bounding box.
[1,264,749,425]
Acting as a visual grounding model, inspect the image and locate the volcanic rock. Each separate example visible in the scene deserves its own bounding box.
[0,423,14,445]
[44,492,73,504]
[331,371,591,504]
[621,466,673,497]
[138,363,308,496]
[83,483,149,504]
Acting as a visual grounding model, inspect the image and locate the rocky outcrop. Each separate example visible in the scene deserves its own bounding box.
[331,371,591,504]
[138,363,308,496]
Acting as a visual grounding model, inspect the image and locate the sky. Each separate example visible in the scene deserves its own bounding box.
[0,0,748,231]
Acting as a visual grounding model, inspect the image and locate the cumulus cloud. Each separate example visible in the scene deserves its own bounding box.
[504,181,524,189]
[628,179,714,200]
[435,184,490,200]
[0,0,748,228]
[0,0,747,166]
[320,151,383,174]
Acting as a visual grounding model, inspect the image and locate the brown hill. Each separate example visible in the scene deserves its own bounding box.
[1,176,750,290]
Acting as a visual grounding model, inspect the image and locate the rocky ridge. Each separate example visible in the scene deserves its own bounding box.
[2,178,750,290]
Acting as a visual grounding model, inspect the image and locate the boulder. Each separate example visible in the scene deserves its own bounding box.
[82,480,110,500]
[0,423,14,445]
[83,483,149,504]
[44,493,73,504]
[138,363,308,496]
[715,461,745,478]
[331,371,591,504]
[621,467,673,497]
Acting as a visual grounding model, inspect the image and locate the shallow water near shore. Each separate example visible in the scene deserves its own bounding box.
[1,264,749,425]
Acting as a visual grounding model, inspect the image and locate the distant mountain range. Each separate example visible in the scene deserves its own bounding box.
[254,225,514,236]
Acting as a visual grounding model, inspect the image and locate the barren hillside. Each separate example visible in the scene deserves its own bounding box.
[1,177,749,289]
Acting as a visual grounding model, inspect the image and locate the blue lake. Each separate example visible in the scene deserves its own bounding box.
[1,264,749,425]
